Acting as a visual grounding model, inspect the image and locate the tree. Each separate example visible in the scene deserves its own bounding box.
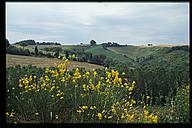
[35,46,38,56]
[15,40,36,45]
[66,50,69,59]
[54,51,59,58]
[20,42,28,49]
[90,40,96,46]
[6,39,10,48]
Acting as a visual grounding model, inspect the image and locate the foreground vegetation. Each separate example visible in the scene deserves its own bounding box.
[6,58,189,123]
[6,39,189,123]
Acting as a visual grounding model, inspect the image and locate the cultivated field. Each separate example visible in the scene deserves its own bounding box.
[6,54,103,70]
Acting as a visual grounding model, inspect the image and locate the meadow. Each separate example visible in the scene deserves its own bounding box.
[6,44,190,123]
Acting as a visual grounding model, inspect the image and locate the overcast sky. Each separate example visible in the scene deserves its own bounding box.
[6,2,189,45]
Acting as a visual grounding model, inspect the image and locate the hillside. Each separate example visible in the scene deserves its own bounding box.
[11,44,189,70]
[6,54,103,70]
[85,45,136,67]
[85,45,188,67]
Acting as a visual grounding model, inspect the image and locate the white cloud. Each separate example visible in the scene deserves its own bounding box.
[6,2,189,45]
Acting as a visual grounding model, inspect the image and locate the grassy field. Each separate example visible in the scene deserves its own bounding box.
[6,54,103,70]
[84,45,174,67]
[107,46,171,59]
[85,45,134,64]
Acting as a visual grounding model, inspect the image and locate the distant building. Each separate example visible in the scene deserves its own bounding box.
[148,43,153,46]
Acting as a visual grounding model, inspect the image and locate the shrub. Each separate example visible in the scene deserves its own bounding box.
[157,84,190,123]
[6,46,31,56]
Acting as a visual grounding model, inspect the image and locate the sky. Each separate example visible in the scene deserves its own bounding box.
[6,2,189,45]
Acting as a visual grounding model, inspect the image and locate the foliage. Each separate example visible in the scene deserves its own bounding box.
[15,40,36,45]
[36,42,61,45]
[90,40,96,46]
[20,42,28,49]
[170,45,189,52]
[54,51,60,58]
[43,47,62,52]
[157,84,190,123]
[6,39,10,48]
[6,45,31,56]
[14,39,61,45]
[6,59,158,123]
[101,42,122,48]
[35,46,39,56]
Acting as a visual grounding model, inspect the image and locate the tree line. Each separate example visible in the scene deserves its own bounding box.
[14,39,61,45]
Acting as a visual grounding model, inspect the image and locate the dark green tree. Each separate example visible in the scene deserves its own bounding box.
[6,39,10,48]
[54,51,59,58]
[90,40,96,46]
[65,50,69,59]
[35,46,39,56]
[20,42,28,49]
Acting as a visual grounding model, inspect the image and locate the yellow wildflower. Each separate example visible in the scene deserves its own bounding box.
[90,106,94,110]
[9,112,15,117]
[132,81,136,85]
[108,116,113,119]
[93,71,98,77]
[82,106,88,109]
[55,115,59,119]
[121,113,125,119]
[97,113,102,120]
[102,110,106,113]
[60,97,64,100]
[122,72,126,75]
[152,115,158,123]
[76,109,82,113]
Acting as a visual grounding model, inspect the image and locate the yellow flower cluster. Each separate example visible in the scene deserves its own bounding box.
[16,58,158,123]
[6,112,15,118]
[19,75,38,92]
[76,105,97,113]
[143,105,158,123]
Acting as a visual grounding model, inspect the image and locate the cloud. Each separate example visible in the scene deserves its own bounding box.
[6,2,189,45]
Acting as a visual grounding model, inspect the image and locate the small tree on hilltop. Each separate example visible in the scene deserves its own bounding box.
[20,42,28,49]
[90,40,96,46]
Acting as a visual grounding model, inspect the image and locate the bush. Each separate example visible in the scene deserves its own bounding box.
[6,46,31,56]
[54,51,59,58]
[157,84,190,123]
